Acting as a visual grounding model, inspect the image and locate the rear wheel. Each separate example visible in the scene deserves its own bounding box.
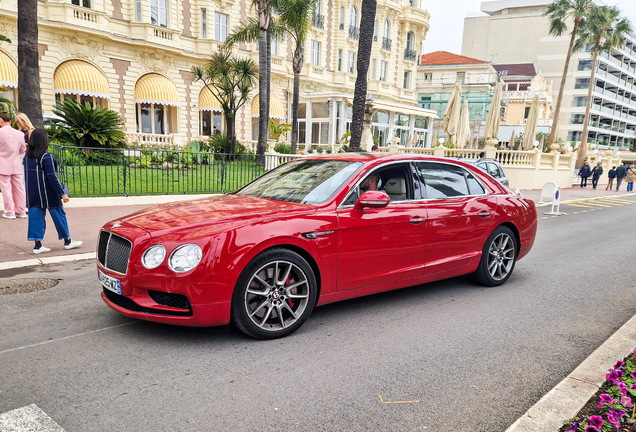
[474,226,517,287]
[231,248,317,339]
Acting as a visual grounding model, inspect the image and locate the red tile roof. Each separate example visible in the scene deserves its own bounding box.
[419,51,488,66]
[493,63,537,77]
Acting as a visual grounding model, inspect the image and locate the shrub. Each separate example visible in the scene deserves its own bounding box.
[48,99,126,148]
[275,143,292,154]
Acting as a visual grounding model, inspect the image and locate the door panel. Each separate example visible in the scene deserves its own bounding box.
[337,202,427,290]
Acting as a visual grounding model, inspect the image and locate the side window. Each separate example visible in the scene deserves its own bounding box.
[341,164,413,206]
[476,162,488,173]
[466,172,486,195]
[418,162,469,198]
[487,162,501,178]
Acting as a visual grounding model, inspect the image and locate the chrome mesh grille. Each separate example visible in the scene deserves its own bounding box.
[98,230,132,274]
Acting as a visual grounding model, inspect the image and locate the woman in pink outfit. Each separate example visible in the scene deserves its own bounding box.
[0,113,27,219]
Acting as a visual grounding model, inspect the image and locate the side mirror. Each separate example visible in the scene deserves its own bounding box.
[355,191,390,210]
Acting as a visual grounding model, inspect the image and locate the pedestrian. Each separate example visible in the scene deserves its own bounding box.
[626,164,636,192]
[578,161,592,188]
[590,162,603,190]
[616,163,628,191]
[0,112,27,219]
[23,128,82,254]
[14,112,34,144]
[607,166,617,190]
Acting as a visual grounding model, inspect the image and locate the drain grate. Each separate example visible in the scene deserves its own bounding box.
[0,278,59,295]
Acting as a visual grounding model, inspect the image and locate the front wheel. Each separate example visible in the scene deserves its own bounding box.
[231,248,317,339]
[474,226,517,287]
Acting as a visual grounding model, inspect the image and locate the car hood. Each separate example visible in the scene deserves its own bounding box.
[117,194,316,235]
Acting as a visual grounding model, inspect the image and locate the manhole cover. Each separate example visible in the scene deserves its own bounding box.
[0,278,59,295]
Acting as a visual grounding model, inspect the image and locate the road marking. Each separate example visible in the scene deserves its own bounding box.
[602,199,633,204]
[0,322,138,355]
[0,252,96,271]
[567,204,597,208]
[377,394,420,404]
[574,201,613,208]
[0,404,65,431]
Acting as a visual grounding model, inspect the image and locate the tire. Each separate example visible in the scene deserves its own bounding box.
[474,226,517,287]
[231,248,317,339]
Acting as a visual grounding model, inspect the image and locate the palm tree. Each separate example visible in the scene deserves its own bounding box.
[543,0,593,149]
[226,0,314,155]
[18,0,44,128]
[348,0,377,152]
[574,5,632,168]
[192,49,258,154]
[257,0,272,157]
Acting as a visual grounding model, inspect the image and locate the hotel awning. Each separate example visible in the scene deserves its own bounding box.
[54,60,110,99]
[347,98,439,119]
[198,86,223,112]
[135,73,180,107]
[0,51,17,89]
[251,93,285,119]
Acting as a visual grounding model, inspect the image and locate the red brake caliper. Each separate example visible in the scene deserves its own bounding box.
[286,274,296,308]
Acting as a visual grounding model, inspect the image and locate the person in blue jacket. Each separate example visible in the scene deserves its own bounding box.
[578,161,592,188]
[616,163,628,191]
[606,166,617,190]
[23,129,82,254]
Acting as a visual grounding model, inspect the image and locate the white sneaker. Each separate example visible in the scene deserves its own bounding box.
[2,214,16,220]
[33,246,51,254]
[64,240,83,250]
[16,214,27,219]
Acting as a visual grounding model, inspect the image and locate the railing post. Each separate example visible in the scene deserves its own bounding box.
[433,145,446,157]
[123,157,128,197]
[484,146,497,159]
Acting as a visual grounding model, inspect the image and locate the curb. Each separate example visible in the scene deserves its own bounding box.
[506,314,636,431]
[0,252,96,271]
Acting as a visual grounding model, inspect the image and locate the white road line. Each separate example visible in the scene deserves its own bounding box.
[0,253,96,271]
[0,404,65,432]
[0,322,138,355]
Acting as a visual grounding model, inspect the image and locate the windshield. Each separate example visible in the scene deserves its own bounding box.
[237,159,362,204]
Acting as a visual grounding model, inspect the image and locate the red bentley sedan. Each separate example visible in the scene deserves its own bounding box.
[97,153,537,339]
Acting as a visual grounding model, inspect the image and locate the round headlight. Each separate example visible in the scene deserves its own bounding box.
[142,245,166,269]
[169,244,202,273]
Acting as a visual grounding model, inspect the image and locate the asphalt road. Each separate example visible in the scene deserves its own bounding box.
[1,196,635,432]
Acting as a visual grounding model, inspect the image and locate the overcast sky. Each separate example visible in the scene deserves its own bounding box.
[422,0,636,55]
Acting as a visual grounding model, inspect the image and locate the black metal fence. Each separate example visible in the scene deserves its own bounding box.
[49,144,273,197]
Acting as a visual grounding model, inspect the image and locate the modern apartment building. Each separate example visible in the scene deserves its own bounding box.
[462,0,636,150]
[0,0,435,149]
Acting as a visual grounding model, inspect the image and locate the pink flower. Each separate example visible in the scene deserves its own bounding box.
[621,396,634,408]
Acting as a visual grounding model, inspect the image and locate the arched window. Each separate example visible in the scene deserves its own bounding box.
[315,0,321,17]
[54,60,110,109]
[350,6,357,27]
[406,32,415,51]
[383,19,390,39]
[135,74,179,135]
[340,7,344,29]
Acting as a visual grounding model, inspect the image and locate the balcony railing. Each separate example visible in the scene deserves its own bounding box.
[382,37,392,51]
[404,48,417,61]
[349,25,359,40]
[312,14,324,29]
[339,23,344,30]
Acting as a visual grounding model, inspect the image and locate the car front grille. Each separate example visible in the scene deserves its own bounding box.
[98,230,132,274]
[103,288,193,317]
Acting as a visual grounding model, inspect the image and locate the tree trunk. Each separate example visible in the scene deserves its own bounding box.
[576,36,601,169]
[266,26,271,133]
[548,19,580,148]
[349,0,377,152]
[256,1,270,158]
[291,43,303,154]
[225,111,236,155]
[17,0,43,128]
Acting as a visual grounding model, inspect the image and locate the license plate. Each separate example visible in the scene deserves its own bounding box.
[99,270,121,295]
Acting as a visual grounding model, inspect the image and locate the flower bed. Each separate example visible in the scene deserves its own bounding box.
[561,351,636,431]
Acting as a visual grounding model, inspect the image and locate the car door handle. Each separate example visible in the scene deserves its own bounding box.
[478,211,491,218]
[410,217,425,224]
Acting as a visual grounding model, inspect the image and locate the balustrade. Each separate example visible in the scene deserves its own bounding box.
[348,26,359,40]
[404,48,417,62]
[312,14,325,29]
[382,37,392,51]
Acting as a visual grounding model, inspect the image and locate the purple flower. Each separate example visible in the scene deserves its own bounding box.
[614,360,625,369]
[607,370,623,384]
[598,394,615,406]
[609,407,626,419]
[569,421,580,430]
[588,415,604,429]
[619,381,628,395]
[621,396,633,408]
[584,426,599,432]
[606,414,621,430]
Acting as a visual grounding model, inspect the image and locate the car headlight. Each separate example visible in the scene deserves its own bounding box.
[142,245,166,269]
[169,244,203,273]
